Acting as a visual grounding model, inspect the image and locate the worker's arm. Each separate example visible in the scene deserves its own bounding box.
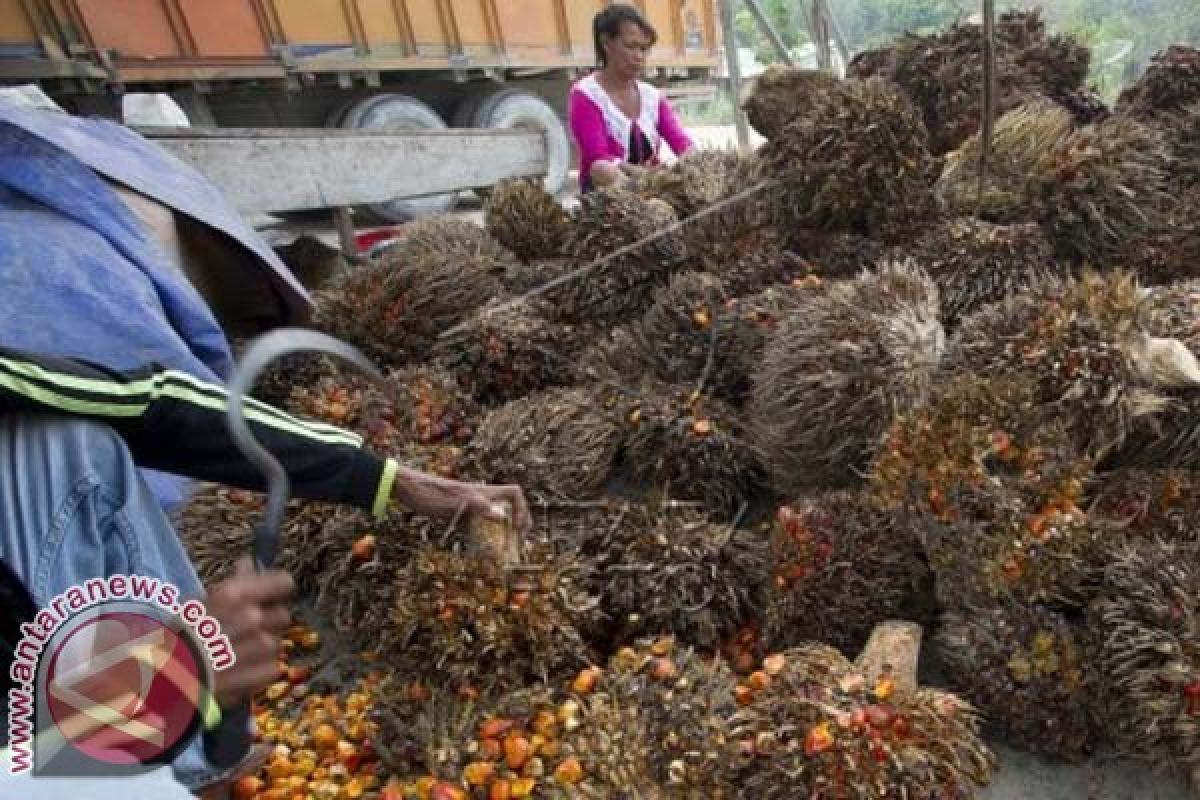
[569,88,626,189]
[657,97,693,157]
[0,346,395,518]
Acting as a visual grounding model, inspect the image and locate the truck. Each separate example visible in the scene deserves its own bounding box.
[0,0,721,222]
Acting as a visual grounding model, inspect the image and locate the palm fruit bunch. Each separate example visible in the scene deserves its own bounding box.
[846,46,895,81]
[387,543,600,699]
[273,233,348,290]
[887,25,1034,156]
[499,257,571,296]
[919,483,1111,610]
[1030,115,1173,266]
[485,178,575,262]
[432,299,585,407]
[1098,280,1200,469]
[786,228,885,279]
[1088,469,1200,543]
[374,670,663,798]
[750,260,944,494]
[936,98,1075,224]
[945,270,1164,465]
[631,147,739,219]
[1168,103,1200,191]
[314,244,505,367]
[938,601,1099,761]
[729,633,996,799]
[173,484,341,586]
[999,9,1090,101]
[286,363,477,453]
[586,500,767,650]
[623,383,767,517]
[683,153,779,277]
[1091,537,1200,780]
[603,637,740,797]
[465,387,622,502]
[741,65,842,141]
[1117,45,1200,118]
[240,348,336,409]
[891,217,1059,330]
[762,78,939,240]
[303,510,438,649]
[551,188,685,325]
[624,271,763,406]
[241,638,387,800]
[764,492,930,657]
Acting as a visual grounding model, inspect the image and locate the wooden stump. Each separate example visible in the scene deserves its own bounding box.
[853,619,923,696]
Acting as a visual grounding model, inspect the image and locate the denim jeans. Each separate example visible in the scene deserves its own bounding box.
[0,413,221,790]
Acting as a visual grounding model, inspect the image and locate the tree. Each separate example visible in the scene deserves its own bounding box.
[734,0,809,65]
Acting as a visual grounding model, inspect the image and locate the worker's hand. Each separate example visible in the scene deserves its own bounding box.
[618,162,647,178]
[204,559,295,709]
[392,466,533,559]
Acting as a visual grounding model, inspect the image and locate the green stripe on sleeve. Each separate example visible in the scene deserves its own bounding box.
[373,458,400,520]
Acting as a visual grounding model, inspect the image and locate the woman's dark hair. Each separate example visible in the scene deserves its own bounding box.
[593,4,657,67]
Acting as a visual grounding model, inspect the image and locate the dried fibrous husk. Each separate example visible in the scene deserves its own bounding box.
[1091,537,1200,774]
[632,148,740,219]
[626,271,764,406]
[786,228,886,279]
[763,78,939,237]
[313,245,505,367]
[938,601,1100,761]
[891,217,1061,329]
[764,492,930,657]
[485,177,575,262]
[1117,45,1200,118]
[750,260,944,493]
[605,637,741,796]
[287,364,476,450]
[432,299,583,406]
[937,98,1075,224]
[1088,469,1200,544]
[1031,115,1173,266]
[729,640,996,799]
[1105,279,1200,468]
[584,501,768,650]
[388,544,598,696]
[741,65,843,141]
[552,189,686,325]
[465,387,622,501]
[623,383,767,517]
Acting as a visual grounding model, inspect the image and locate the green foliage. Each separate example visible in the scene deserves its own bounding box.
[733,0,809,65]
[838,0,963,49]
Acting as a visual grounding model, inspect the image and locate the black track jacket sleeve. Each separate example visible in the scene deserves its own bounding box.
[0,346,398,518]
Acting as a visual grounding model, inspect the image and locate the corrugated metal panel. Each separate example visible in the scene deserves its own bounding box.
[178,0,269,57]
[73,0,182,58]
[0,0,36,46]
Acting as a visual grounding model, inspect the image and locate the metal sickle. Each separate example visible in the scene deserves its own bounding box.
[225,328,387,570]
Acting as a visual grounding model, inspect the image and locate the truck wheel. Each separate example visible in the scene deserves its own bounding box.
[470,89,570,196]
[338,93,459,223]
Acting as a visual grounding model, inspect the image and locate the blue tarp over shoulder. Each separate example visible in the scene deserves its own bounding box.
[0,100,310,507]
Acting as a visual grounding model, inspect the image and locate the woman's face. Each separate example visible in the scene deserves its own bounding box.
[603,21,652,80]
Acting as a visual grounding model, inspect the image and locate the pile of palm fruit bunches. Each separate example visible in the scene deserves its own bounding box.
[179,11,1200,799]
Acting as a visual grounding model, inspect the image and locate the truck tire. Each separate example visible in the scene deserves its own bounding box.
[338,93,459,223]
[470,89,570,196]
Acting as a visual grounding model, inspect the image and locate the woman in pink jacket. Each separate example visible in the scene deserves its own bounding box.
[569,4,694,192]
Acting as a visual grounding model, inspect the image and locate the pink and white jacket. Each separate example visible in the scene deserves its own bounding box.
[568,74,693,191]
